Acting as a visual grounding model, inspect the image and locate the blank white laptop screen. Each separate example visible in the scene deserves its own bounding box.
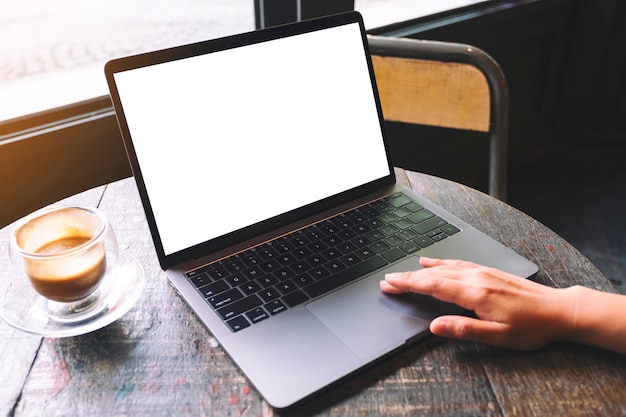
[113,22,390,256]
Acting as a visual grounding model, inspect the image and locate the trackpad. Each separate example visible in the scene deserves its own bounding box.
[307,256,464,360]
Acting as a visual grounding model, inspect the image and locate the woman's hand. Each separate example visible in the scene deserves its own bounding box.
[380,257,577,350]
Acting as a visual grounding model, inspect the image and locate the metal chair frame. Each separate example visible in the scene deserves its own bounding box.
[368,35,509,200]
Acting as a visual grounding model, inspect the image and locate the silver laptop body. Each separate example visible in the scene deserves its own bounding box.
[105,12,537,409]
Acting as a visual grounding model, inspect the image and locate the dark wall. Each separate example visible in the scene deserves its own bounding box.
[368,0,626,187]
[557,0,626,144]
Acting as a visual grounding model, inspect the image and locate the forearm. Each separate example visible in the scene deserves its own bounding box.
[560,286,626,355]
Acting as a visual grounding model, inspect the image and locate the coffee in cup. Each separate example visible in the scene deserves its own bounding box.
[10,206,119,318]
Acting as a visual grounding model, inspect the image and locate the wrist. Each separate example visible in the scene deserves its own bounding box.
[555,286,587,343]
[556,285,626,354]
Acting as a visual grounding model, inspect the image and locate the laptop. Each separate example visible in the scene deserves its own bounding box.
[105,11,538,409]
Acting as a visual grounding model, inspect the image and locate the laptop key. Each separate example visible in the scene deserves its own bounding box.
[379,212,399,224]
[337,241,356,253]
[414,235,435,248]
[394,218,414,229]
[198,280,229,298]
[323,248,341,259]
[306,254,327,266]
[326,260,346,273]
[259,287,281,302]
[384,235,405,247]
[283,290,310,307]
[341,253,361,266]
[426,228,443,238]
[413,216,448,235]
[265,300,287,315]
[293,247,312,259]
[405,202,424,212]
[244,266,263,279]
[293,273,315,287]
[290,260,310,273]
[260,261,280,273]
[208,287,243,309]
[398,229,418,241]
[216,294,263,320]
[246,307,270,324]
[276,279,297,295]
[273,267,295,281]
[307,241,328,252]
[407,209,435,224]
[441,224,461,235]
[372,241,391,253]
[351,236,372,247]
[399,241,420,254]
[382,247,406,263]
[393,207,412,218]
[277,253,296,265]
[225,260,245,274]
[239,281,262,295]
[310,266,331,280]
[255,274,279,288]
[431,233,447,242]
[356,247,376,259]
[380,224,400,236]
[226,315,251,332]
[366,230,386,241]
[259,247,278,260]
[225,274,247,287]
[241,253,262,267]
[207,267,228,280]
[389,193,413,207]
[188,273,212,288]
[304,255,388,299]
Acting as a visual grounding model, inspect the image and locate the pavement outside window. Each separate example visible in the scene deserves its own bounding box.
[0,0,487,123]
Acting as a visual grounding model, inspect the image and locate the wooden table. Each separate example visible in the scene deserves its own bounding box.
[2,169,625,417]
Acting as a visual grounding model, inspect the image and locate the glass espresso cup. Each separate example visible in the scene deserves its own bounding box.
[9,206,119,321]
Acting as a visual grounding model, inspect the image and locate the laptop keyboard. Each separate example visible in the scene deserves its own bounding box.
[184,192,460,332]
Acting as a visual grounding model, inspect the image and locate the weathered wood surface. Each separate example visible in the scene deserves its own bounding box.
[0,186,105,417]
[2,170,625,417]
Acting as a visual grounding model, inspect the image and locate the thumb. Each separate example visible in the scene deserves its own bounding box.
[430,316,510,346]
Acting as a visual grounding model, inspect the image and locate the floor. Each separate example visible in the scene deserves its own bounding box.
[507,144,626,294]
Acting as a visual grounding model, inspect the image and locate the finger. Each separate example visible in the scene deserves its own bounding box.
[379,279,407,294]
[381,271,432,294]
[420,257,481,270]
[430,316,512,347]
[383,270,471,307]
[418,256,442,268]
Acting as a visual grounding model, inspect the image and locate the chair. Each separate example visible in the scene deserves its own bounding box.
[367,35,509,201]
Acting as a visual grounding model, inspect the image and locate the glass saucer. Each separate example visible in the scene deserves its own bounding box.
[0,251,145,338]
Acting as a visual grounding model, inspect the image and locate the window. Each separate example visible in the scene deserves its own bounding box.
[0,0,489,130]
[0,1,254,127]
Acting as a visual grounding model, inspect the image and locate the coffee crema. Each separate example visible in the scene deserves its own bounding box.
[25,235,107,302]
